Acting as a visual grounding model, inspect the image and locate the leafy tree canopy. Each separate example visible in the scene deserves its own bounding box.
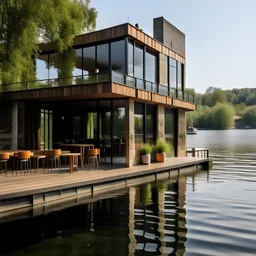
[0,0,97,84]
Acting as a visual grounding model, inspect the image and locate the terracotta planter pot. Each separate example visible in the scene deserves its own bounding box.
[141,154,151,165]
[155,153,166,162]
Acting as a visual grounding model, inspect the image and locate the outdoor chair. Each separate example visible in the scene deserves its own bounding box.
[0,153,9,177]
[46,149,61,173]
[88,149,99,170]
[17,151,31,175]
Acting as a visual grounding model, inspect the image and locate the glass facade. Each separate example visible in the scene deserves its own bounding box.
[169,57,177,89]
[134,103,144,143]
[134,103,156,144]
[134,44,144,80]
[111,40,125,73]
[83,46,96,75]
[165,108,177,156]
[128,40,134,76]
[145,104,156,144]
[97,44,109,72]
[177,62,183,90]
[35,37,185,96]
[145,50,157,83]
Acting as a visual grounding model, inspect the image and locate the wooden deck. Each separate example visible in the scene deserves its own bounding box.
[0,157,210,214]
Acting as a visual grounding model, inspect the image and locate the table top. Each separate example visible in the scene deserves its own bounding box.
[60,144,94,147]
[60,153,81,157]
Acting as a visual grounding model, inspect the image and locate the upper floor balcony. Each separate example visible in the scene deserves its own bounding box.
[0,71,195,109]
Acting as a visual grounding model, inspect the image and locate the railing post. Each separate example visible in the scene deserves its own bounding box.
[192,148,196,157]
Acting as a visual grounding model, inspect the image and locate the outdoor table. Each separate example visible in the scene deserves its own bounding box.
[60,144,94,167]
[60,153,81,173]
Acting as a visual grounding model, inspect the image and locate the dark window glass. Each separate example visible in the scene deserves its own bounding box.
[162,55,168,86]
[165,108,176,156]
[36,55,49,80]
[134,103,144,143]
[177,62,183,90]
[73,48,83,76]
[145,104,155,144]
[113,100,126,164]
[111,40,125,73]
[128,41,134,76]
[97,44,109,72]
[134,44,144,79]
[169,57,177,89]
[145,50,157,83]
[83,46,96,75]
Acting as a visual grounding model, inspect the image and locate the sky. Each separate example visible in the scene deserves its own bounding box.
[91,0,256,93]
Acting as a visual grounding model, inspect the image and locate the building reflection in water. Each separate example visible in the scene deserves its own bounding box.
[128,176,189,255]
[0,174,194,255]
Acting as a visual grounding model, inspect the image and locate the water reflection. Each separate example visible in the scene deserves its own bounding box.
[0,176,191,256]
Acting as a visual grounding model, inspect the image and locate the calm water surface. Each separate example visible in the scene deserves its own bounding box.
[0,130,256,256]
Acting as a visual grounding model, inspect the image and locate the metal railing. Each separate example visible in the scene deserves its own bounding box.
[0,70,195,103]
[111,71,195,103]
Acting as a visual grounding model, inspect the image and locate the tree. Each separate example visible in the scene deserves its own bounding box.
[245,92,256,106]
[212,103,234,130]
[226,90,236,104]
[0,0,97,84]
[211,89,227,106]
[242,106,256,128]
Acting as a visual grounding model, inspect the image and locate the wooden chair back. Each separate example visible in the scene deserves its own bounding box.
[0,153,9,160]
[95,148,100,155]
[46,149,61,157]
[18,151,31,160]
[88,149,97,156]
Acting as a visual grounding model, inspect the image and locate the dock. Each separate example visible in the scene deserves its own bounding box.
[0,157,210,215]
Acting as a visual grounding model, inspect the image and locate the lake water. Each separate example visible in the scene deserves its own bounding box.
[0,130,256,256]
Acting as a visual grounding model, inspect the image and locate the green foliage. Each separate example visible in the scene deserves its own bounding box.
[0,0,97,84]
[140,184,152,206]
[211,103,235,129]
[242,106,256,128]
[139,143,153,155]
[153,139,171,154]
[155,182,168,192]
[211,89,227,105]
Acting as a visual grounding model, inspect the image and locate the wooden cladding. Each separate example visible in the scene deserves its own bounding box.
[39,23,185,64]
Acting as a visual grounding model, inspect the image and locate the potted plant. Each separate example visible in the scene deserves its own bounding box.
[153,139,171,162]
[139,143,153,165]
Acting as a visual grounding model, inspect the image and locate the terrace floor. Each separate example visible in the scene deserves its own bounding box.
[0,157,209,201]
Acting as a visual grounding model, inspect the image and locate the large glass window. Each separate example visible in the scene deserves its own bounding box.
[134,43,144,80]
[113,100,126,164]
[162,55,168,86]
[36,55,49,80]
[134,103,144,143]
[83,46,96,75]
[145,104,156,144]
[145,50,157,83]
[97,44,109,72]
[177,62,183,90]
[165,108,176,156]
[111,40,125,73]
[169,57,177,89]
[128,40,134,76]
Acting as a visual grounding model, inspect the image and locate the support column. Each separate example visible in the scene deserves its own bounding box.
[157,105,165,140]
[125,98,135,167]
[11,101,18,150]
[177,109,186,156]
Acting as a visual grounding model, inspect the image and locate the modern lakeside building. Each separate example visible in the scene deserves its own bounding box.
[0,17,196,167]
